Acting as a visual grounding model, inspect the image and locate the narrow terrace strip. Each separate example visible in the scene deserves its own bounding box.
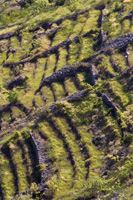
[1,145,19,196]
[0,23,21,30]
[51,9,90,26]
[64,78,78,96]
[17,139,31,185]
[57,48,68,70]
[52,82,66,100]
[77,126,102,180]
[53,117,87,190]
[22,134,40,184]
[9,144,29,193]
[0,155,15,199]
[38,121,74,197]
[3,36,80,68]
[45,54,56,77]
[46,118,76,174]
[49,85,57,102]
[31,9,90,32]
[58,113,90,179]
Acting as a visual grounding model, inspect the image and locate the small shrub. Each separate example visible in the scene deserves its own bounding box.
[30,182,40,199]
[122,134,133,146]
[34,0,49,7]
[104,47,115,56]
[95,2,106,10]
[38,164,47,171]
[128,92,133,104]
[39,106,50,119]
[83,176,104,198]
[55,0,65,6]
[119,170,130,183]
[8,91,18,103]
[2,90,18,103]
[114,2,122,12]
[20,0,34,8]
[30,182,38,193]
[45,182,57,199]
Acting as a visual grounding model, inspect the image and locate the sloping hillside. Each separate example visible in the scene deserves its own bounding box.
[0,0,133,199]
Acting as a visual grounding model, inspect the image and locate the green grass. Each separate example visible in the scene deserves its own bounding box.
[102,152,133,199]
[77,126,102,175]
[97,98,124,140]
[34,94,44,107]
[57,48,67,70]
[7,37,25,63]
[128,45,133,65]
[2,112,11,122]
[12,146,28,192]
[0,155,16,200]
[82,9,100,35]
[35,35,51,52]
[0,131,37,199]
[45,54,56,77]
[108,80,129,107]
[0,63,11,87]
[12,107,26,120]
[38,121,74,198]
[41,86,54,105]
[76,72,91,89]
[122,19,131,34]
[97,55,119,75]
[111,53,127,71]
[17,58,46,108]
[20,134,38,184]
[69,22,84,39]
[53,117,87,191]
[52,20,74,46]
[59,92,98,125]
[0,25,18,35]
[52,82,65,100]
[64,78,78,95]
[68,42,80,64]
[0,51,7,65]
[78,37,94,61]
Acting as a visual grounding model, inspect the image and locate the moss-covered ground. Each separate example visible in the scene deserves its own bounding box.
[0,0,133,199]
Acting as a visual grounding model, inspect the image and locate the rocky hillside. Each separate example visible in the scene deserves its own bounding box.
[0,0,133,199]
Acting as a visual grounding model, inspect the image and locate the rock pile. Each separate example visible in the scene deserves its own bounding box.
[59,89,89,102]
[105,33,133,50]
[4,75,27,89]
[31,132,50,183]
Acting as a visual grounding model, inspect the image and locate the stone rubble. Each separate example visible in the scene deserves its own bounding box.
[4,75,27,89]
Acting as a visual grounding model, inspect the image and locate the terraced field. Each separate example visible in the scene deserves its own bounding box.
[0,0,133,199]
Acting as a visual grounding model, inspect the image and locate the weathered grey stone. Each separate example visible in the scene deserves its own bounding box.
[36,63,99,93]
[97,92,118,116]
[104,33,133,50]
[31,132,49,183]
[4,75,27,89]
[0,32,15,40]
[58,89,89,102]
[120,10,133,22]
